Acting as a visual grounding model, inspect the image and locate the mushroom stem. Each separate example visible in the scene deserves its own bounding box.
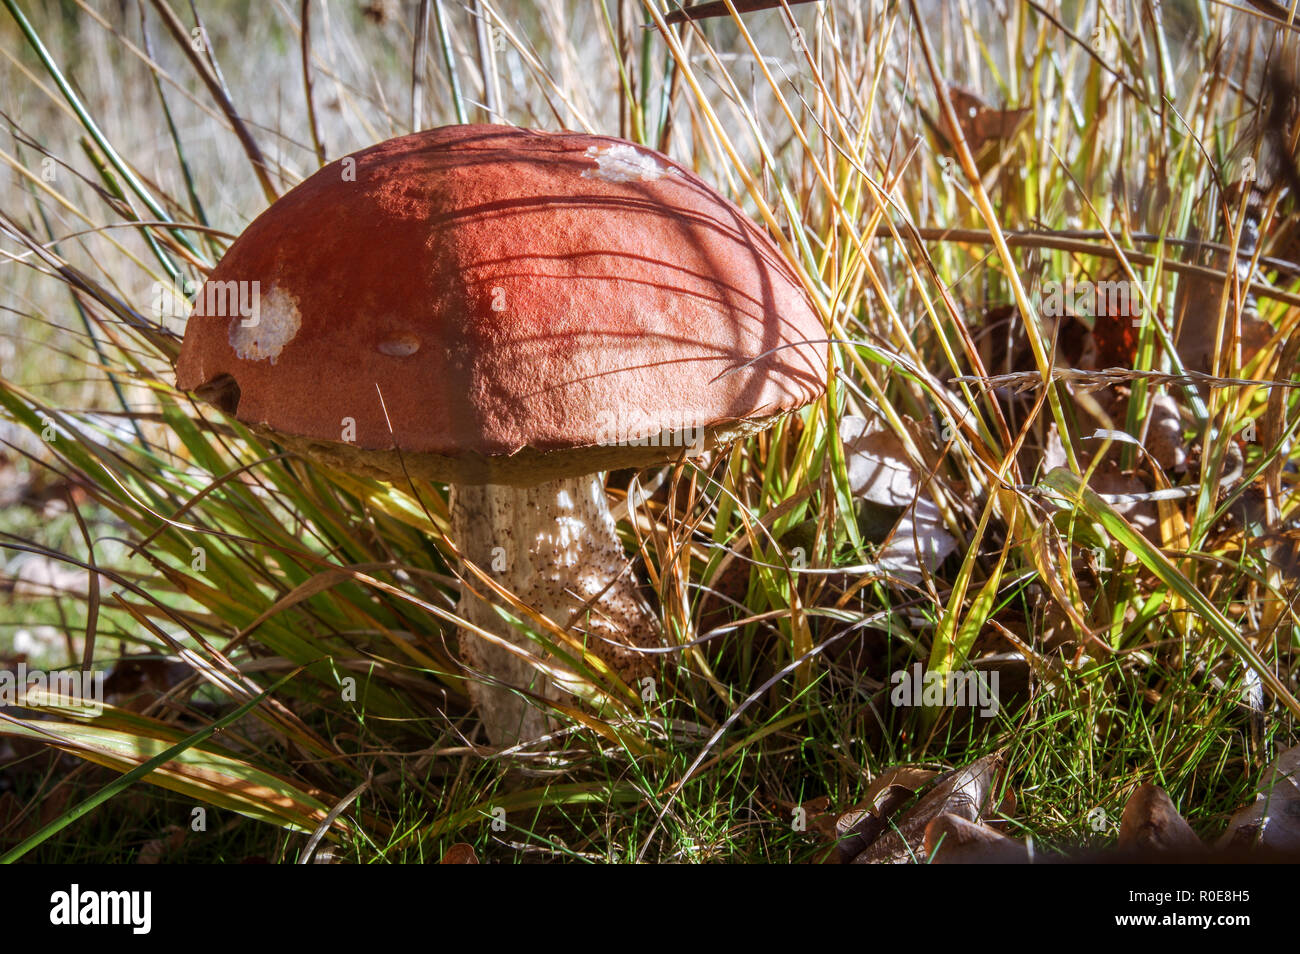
[450,474,657,745]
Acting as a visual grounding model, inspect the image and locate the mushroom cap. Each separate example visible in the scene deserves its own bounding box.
[175,125,827,485]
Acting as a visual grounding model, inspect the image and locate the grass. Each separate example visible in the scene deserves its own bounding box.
[0,0,1297,863]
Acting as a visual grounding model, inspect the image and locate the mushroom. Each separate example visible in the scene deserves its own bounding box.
[175,125,826,745]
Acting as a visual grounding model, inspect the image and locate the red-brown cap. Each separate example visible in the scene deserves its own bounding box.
[175,125,826,485]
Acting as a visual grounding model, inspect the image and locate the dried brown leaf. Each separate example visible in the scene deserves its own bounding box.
[1218,747,1300,852]
[925,813,1029,863]
[1118,784,1202,854]
[440,843,480,864]
[852,753,1005,864]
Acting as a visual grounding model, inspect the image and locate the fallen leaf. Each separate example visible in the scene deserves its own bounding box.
[839,416,918,507]
[1088,464,1159,537]
[945,85,1030,152]
[1145,393,1188,473]
[1090,289,1142,370]
[1172,187,1264,375]
[834,764,937,862]
[137,825,187,864]
[1217,746,1300,852]
[852,753,1005,863]
[1118,784,1203,854]
[1044,425,1159,537]
[440,843,479,864]
[925,813,1029,863]
[104,654,195,712]
[876,496,959,585]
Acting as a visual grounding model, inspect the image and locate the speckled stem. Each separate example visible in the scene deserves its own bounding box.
[450,475,658,745]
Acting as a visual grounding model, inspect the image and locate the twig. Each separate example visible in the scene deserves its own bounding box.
[952,366,1300,392]
[300,0,327,167]
[412,0,430,131]
[881,226,1300,310]
[147,0,278,203]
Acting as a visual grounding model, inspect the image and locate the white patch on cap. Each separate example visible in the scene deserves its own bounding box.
[581,143,678,183]
[228,286,301,364]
